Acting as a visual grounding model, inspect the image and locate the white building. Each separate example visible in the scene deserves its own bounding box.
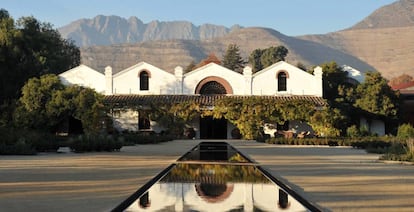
[59,61,325,139]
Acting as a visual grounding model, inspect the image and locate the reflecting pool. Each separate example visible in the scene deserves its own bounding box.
[113,142,320,212]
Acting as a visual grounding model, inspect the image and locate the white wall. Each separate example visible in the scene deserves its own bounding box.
[252,61,322,97]
[59,65,106,93]
[183,63,245,95]
[112,62,176,95]
[112,109,138,132]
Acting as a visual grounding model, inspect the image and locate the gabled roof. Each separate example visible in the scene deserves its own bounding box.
[391,81,414,90]
[252,61,314,78]
[104,94,327,108]
[113,61,174,78]
[184,62,243,77]
[59,64,104,77]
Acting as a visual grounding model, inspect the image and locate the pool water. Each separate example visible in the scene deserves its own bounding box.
[112,142,320,212]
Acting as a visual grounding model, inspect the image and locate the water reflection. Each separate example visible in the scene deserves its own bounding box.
[114,142,318,212]
[125,164,308,211]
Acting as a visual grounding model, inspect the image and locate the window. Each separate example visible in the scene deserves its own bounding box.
[277,72,287,91]
[199,81,227,95]
[139,71,149,90]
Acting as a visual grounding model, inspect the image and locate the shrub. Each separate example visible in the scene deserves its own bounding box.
[69,134,123,152]
[118,133,175,145]
[0,140,36,155]
[346,125,360,138]
[0,127,59,154]
[397,123,414,140]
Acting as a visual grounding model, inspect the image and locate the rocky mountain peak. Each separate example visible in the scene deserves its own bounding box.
[350,0,414,30]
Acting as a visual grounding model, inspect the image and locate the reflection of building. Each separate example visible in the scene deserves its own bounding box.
[59,61,324,138]
[125,183,307,211]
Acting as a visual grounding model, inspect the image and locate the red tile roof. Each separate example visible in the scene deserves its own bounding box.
[104,95,327,107]
[391,81,414,90]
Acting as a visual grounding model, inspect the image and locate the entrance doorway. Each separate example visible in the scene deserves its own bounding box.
[200,116,227,139]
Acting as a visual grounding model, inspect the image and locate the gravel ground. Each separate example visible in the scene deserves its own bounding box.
[1,140,413,212]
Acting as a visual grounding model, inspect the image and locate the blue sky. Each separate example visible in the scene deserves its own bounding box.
[3,0,396,36]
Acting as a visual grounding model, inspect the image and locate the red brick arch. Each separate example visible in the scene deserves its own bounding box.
[195,76,233,94]
[276,70,289,78]
[138,69,151,78]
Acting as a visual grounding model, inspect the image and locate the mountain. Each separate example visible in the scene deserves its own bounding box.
[60,0,414,79]
[80,27,373,75]
[299,0,414,79]
[58,15,242,47]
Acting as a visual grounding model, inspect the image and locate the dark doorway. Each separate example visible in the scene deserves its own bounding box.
[200,116,227,139]
[68,117,84,134]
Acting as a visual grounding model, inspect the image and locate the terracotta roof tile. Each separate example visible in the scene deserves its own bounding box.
[104,95,327,107]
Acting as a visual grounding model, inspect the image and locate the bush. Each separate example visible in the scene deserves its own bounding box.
[397,123,414,140]
[346,125,361,138]
[119,133,175,145]
[0,141,36,155]
[0,127,60,154]
[69,134,123,152]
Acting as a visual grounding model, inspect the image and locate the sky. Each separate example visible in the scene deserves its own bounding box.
[2,0,397,36]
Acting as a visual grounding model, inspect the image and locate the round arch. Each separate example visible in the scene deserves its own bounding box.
[195,76,233,94]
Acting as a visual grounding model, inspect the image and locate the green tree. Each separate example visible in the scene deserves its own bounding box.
[260,46,288,68]
[0,9,80,105]
[222,44,245,73]
[354,71,399,118]
[248,45,288,72]
[248,49,263,72]
[14,74,105,134]
[14,74,64,129]
[318,61,349,102]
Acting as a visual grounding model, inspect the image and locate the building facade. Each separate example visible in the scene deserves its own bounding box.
[59,61,324,138]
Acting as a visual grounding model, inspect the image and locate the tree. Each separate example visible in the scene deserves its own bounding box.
[318,61,349,102]
[14,74,64,129]
[0,10,80,105]
[184,60,196,73]
[14,74,105,134]
[354,71,399,118]
[260,46,288,68]
[248,49,263,72]
[222,44,245,73]
[248,45,288,72]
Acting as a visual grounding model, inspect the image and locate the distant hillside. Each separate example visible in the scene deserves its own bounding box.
[80,27,373,74]
[300,0,414,79]
[58,15,242,47]
[349,0,414,29]
[61,0,414,79]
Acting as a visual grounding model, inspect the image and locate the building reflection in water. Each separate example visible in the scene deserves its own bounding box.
[127,163,307,211]
[115,142,318,212]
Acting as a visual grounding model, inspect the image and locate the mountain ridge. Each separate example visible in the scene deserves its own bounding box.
[58,15,242,47]
[60,0,414,79]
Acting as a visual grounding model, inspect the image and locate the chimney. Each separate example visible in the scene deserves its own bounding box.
[105,66,113,95]
[174,66,184,94]
[243,66,253,95]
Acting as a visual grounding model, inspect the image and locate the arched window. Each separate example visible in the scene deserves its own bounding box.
[199,81,227,95]
[277,72,287,91]
[139,71,149,91]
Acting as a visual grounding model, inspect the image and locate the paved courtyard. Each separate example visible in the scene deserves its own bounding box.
[1,140,413,211]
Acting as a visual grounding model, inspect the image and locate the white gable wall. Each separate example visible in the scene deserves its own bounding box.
[59,65,106,93]
[183,63,245,95]
[112,62,176,94]
[252,62,322,96]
